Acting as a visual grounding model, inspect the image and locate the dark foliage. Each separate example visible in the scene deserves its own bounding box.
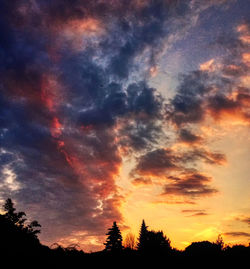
[185,240,221,256]
[137,220,171,254]
[0,198,42,256]
[104,221,123,252]
[0,199,249,268]
[137,219,148,251]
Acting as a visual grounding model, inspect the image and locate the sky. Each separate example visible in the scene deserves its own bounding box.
[0,0,250,252]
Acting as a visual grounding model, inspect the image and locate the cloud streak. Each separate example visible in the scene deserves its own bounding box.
[223,232,250,238]
[181,210,209,217]
[162,172,218,200]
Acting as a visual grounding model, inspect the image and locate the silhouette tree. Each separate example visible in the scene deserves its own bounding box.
[215,234,224,250]
[0,198,42,256]
[137,220,172,254]
[147,230,171,254]
[104,221,123,252]
[137,219,149,251]
[4,198,26,228]
[3,198,41,237]
[185,241,221,257]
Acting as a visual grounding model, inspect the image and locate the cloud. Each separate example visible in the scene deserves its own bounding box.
[181,148,226,165]
[130,145,225,204]
[166,71,212,126]
[178,129,203,145]
[235,216,250,226]
[223,232,250,238]
[167,93,205,126]
[132,147,226,178]
[181,209,209,217]
[166,19,250,128]
[132,177,153,186]
[207,90,250,123]
[189,212,208,217]
[118,119,163,152]
[162,172,218,200]
[2,0,218,250]
[200,59,216,72]
[132,148,180,177]
[0,0,244,251]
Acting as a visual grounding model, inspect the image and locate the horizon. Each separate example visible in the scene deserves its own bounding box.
[0,0,250,253]
[1,199,248,253]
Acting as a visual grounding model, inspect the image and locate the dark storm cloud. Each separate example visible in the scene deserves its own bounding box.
[119,121,163,152]
[167,94,204,126]
[66,77,164,128]
[166,71,212,126]
[117,82,164,152]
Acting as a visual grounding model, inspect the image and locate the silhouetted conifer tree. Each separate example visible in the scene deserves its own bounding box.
[137,219,149,251]
[4,198,26,228]
[137,220,171,254]
[0,198,42,256]
[104,221,123,251]
[3,198,41,237]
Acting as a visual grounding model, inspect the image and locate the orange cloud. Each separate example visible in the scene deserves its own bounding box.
[56,18,104,51]
[242,53,250,66]
[200,59,215,72]
[149,66,158,77]
[132,177,153,186]
[237,24,250,44]
[64,18,101,35]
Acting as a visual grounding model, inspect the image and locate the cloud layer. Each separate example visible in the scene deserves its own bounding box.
[0,0,249,250]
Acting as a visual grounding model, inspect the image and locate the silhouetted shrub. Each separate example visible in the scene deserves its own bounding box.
[185,241,221,257]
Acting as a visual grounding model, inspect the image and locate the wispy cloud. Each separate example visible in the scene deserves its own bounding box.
[223,232,250,238]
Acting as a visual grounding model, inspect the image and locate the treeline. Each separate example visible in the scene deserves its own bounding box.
[0,198,249,267]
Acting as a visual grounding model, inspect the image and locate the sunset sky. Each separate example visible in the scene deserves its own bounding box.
[0,0,250,252]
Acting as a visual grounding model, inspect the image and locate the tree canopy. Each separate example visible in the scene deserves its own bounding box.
[104,221,123,252]
[137,219,171,253]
